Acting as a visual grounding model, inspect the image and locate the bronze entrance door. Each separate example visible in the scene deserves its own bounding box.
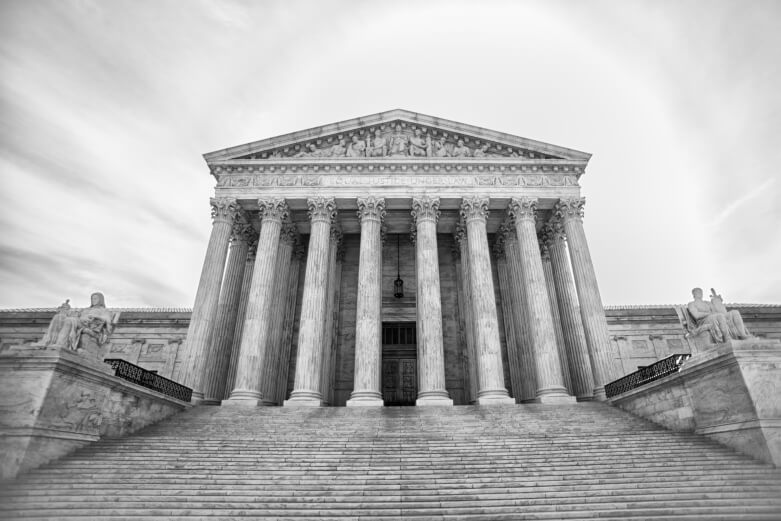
[381,322,417,406]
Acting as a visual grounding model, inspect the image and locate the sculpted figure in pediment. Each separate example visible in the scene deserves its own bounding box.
[433,137,450,157]
[295,143,324,158]
[388,124,408,156]
[451,139,471,157]
[366,129,387,157]
[346,135,366,157]
[473,144,493,157]
[409,129,429,157]
[329,138,347,157]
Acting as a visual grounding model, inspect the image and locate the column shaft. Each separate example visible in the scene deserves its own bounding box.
[547,222,594,400]
[225,198,288,405]
[454,228,479,404]
[460,197,514,405]
[259,224,296,405]
[495,246,523,403]
[540,244,573,394]
[503,231,538,402]
[202,220,251,403]
[412,196,452,406]
[509,198,574,403]
[555,197,612,400]
[285,197,337,406]
[274,245,304,404]
[347,197,385,406]
[319,228,342,405]
[223,236,257,399]
[182,197,238,399]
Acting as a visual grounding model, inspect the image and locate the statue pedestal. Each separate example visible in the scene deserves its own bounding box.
[610,337,781,466]
[0,346,190,479]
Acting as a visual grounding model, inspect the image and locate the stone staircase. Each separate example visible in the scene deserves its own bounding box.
[2,403,780,520]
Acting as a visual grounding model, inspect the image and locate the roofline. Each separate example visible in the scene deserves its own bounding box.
[202,109,592,163]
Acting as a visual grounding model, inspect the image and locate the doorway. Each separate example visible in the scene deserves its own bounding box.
[381,322,417,406]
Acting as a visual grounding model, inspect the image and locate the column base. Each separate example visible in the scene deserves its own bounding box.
[534,394,577,404]
[592,386,607,401]
[222,398,266,407]
[416,390,453,406]
[284,389,324,407]
[477,389,515,405]
[346,390,383,407]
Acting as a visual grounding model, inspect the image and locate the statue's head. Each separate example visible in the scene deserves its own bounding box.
[352,135,359,143]
[457,139,465,146]
[692,287,703,299]
[90,292,105,307]
[415,129,422,136]
[374,129,382,137]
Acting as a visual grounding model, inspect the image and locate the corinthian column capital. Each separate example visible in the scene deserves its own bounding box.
[307,197,337,224]
[231,221,255,244]
[258,198,289,223]
[356,196,386,223]
[210,197,239,224]
[507,197,538,223]
[411,196,441,225]
[453,221,468,246]
[554,197,586,222]
[280,221,298,247]
[460,196,490,223]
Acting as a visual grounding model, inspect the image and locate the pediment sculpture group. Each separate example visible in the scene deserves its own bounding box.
[264,125,527,160]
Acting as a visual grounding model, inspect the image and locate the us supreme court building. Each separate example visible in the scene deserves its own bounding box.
[180,109,612,409]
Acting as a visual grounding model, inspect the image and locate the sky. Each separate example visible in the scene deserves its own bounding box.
[1,0,779,309]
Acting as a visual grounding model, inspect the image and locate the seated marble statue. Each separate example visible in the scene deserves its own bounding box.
[686,287,751,343]
[36,292,119,358]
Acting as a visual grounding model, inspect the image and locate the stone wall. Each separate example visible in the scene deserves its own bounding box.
[2,302,779,402]
[609,338,781,466]
[0,346,190,478]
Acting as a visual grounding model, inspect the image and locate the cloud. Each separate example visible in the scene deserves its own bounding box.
[709,178,776,228]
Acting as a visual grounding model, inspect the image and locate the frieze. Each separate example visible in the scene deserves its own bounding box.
[217,173,579,189]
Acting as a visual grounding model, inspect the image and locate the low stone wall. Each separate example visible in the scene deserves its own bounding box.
[609,338,781,466]
[0,346,191,479]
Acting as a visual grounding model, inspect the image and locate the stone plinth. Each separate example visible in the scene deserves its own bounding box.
[609,338,781,466]
[0,346,189,479]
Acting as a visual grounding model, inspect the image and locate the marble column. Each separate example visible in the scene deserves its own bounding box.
[508,197,574,404]
[554,197,612,401]
[319,227,342,405]
[538,229,573,394]
[259,222,297,405]
[182,197,238,400]
[223,234,257,399]
[285,197,337,406]
[501,224,538,402]
[460,197,514,405]
[543,220,594,400]
[274,243,304,404]
[201,216,252,404]
[454,226,479,404]
[493,232,523,403]
[411,196,453,406]
[347,197,385,406]
[225,198,289,406]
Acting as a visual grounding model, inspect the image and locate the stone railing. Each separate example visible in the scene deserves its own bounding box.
[104,359,192,402]
[605,354,691,398]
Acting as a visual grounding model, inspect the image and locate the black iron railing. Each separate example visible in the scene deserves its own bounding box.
[104,359,192,402]
[605,353,691,398]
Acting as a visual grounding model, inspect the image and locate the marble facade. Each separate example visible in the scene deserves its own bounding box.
[176,110,616,407]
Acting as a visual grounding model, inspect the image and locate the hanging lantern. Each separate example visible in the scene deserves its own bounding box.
[394,234,404,298]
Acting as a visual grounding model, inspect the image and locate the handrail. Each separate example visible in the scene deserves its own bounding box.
[605,354,691,398]
[104,358,192,402]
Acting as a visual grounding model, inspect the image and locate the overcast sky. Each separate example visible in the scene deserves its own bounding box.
[1,0,779,309]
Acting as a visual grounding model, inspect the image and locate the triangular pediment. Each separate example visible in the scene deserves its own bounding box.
[203,109,591,163]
